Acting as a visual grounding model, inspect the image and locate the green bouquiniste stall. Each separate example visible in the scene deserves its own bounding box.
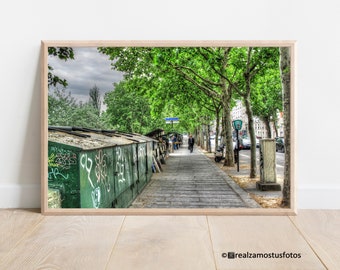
[48,127,156,208]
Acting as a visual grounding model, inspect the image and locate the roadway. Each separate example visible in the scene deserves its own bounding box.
[210,139,284,179]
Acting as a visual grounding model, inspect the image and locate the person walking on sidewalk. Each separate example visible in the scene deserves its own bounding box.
[188,135,195,153]
[172,135,178,150]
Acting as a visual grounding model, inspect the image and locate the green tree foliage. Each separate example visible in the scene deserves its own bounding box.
[99,46,285,166]
[104,81,163,134]
[48,88,105,129]
[48,88,77,125]
[88,84,101,115]
[225,47,280,177]
[251,67,283,138]
[99,46,231,154]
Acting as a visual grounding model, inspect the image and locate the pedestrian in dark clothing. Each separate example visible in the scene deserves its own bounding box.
[172,135,177,150]
[188,135,195,153]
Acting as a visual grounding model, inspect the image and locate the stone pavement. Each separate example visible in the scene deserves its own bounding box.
[130,143,260,208]
[207,149,284,201]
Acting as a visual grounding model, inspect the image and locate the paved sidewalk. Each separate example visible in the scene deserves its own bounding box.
[130,144,260,208]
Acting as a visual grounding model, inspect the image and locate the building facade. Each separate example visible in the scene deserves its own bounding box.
[231,100,284,139]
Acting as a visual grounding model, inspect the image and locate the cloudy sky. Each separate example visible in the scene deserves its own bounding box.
[48,47,124,108]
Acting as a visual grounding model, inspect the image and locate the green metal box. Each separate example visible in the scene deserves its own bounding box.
[48,128,157,208]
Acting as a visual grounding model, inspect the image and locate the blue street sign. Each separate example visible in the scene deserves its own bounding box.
[165,117,179,121]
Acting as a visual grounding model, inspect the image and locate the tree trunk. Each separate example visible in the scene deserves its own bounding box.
[273,117,279,138]
[244,95,257,178]
[196,127,201,146]
[200,124,205,148]
[207,123,212,153]
[214,108,221,152]
[280,47,291,208]
[263,116,272,138]
[205,123,209,151]
[221,107,226,145]
[194,128,198,144]
[242,48,257,178]
[221,88,234,166]
[220,48,234,167]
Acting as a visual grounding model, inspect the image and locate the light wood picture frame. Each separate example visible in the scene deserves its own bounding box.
[41,40,296,215]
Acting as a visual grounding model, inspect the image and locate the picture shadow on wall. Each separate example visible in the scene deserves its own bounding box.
[18,51,42,208]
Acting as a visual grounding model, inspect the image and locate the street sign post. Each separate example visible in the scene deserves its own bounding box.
[165,117,180,129]
[232,119,243,130]
[233,120,243,172]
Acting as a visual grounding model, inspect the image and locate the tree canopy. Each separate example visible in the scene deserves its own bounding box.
[48,45,285,167]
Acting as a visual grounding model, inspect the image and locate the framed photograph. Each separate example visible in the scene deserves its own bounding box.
[41,40,296,215]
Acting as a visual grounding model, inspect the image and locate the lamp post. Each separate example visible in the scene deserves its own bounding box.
[232,120,242,172]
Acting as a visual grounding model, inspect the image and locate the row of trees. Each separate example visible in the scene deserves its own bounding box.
[99,48,283,159]
[98,46,291,207]
[48,45,291,207]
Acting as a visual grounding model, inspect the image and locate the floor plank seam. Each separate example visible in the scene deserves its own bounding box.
[206,216,218,270]
[288,216,329,270]
[104,215,127,270]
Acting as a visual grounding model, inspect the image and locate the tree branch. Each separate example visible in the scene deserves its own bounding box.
[174,64,223,87]
[172,65,221,101]
[197,47,242,95]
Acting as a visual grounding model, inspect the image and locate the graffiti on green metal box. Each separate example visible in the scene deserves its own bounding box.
[95,150,110,192]
[116,147,126,183]
[133,147,138,181]
[80,153,94,188]
[80,153,100,208]
[138,144,146,174]
[48,153,59,168]
[136,144,148,186]
[49,147,77,169]
[48,167,69,180]
[80,149,112,208]
[91,187,101,208]
[48,148,77,181]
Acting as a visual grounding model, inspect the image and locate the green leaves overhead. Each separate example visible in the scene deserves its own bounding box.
[104,81,163,134]
[99,46,285,138]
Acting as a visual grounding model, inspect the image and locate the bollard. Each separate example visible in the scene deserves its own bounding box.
[256,139,281,191]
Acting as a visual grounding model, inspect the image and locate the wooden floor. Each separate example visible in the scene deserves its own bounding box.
[0,210,339,269]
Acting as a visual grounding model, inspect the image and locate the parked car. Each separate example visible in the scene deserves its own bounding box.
[275,137,285,152]
[256,137,260,148]
[240,137,251,149]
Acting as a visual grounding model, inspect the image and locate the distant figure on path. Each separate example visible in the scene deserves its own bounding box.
[172,135,178,150]
[188,135,195,153]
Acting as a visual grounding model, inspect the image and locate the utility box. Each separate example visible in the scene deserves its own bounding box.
[48,127,157,208]
[256,139,281,191]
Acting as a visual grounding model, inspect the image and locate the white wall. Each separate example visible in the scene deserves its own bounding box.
[1,0,339,209]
